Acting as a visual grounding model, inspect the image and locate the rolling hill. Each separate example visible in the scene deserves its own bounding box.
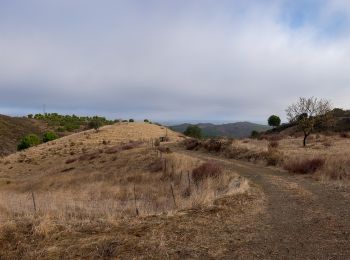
[170,122,271,138]
[0,114,50,156]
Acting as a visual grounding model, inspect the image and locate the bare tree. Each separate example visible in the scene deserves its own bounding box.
[286,97,332,146]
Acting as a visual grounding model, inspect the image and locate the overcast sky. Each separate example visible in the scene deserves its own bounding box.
[1,0,350,123]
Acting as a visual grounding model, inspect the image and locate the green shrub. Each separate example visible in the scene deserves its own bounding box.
[57,127,65,132]
[17,134,41,151]
[184,125,202,139]
[144,119,149,123]
[88,119,102,131]
[129,119,134,122]
[251,130,260,138]
[43,131,58,143]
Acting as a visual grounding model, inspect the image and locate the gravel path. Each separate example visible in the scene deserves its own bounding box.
[180,149,350,259]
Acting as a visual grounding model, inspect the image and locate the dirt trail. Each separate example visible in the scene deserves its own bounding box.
[180,149,350,259]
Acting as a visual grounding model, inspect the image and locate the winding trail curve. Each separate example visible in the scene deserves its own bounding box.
[179,149,350,259]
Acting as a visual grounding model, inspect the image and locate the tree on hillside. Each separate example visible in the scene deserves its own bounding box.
[88,118,102,132]
[286,97,332,147]
[184,125,202,139]
[268,115,281,128]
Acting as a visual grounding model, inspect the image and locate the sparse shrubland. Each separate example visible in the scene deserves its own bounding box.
[185,130,350,183]
[33,113,114,132]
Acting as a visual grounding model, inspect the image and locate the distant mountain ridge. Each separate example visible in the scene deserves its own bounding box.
[170,121,271,138]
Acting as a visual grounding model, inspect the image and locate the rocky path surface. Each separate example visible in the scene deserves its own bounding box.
[180,149,350,259]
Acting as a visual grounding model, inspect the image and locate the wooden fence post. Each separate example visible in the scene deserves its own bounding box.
[133,184,139,216]
[170,184,177,208]
[31,191,37,212]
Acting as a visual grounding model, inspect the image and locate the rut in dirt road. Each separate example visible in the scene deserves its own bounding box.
[181,150,350,259]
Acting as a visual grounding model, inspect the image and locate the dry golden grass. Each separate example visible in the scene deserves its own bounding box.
[0,148,248,221]
[230,133,350,181]
[0,123,251,258]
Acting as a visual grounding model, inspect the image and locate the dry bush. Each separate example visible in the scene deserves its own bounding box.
[292,132,304,138]
[154,139,160,147]
[121,140,143,150]
[105,145,120,154]
[192,161,222,183]
[65,158,77,164]
[322,139,333,147]
[259,134,284,141]
[319,157,350,180]
[203,139,222,152]
[148,157,163,172]
[264,149,283,166]
[268,140,279,149]
[339,132,350,138]
[183,138,200,150]
[157,146,171,153]
[283,157,325,174]
[78,151,100,161]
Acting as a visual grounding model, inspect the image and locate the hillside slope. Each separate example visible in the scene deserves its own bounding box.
[0,114,49,156]
[0,122,183,179]
[170,122,271,138]
[0,123,250,258]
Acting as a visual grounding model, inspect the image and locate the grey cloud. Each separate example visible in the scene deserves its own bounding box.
[1,0,350,122]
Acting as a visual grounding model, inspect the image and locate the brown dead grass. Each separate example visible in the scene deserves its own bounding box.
[283,157,325,174]
[0,123,251,258]
[223,133,350,182]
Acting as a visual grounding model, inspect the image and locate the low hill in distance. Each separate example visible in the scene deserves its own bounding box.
[0,113,114,156]
[170,122,271,138]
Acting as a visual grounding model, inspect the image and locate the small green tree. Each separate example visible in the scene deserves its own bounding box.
[17,134,41,151]
[268,115,281,128]
[88,119,102,132]
[43,131,58,143]
[27,114,33,119]
[129,119,134,122]
[184,125,202,139]
[144,119,149,123]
